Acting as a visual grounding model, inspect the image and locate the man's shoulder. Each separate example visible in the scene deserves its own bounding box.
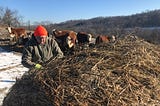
[25,38,37,47]
[47,36,56,42]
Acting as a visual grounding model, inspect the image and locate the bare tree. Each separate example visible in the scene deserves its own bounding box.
[0,7,4,25]
[1,7,23,26]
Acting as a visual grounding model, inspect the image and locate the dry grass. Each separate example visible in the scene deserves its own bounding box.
[3,35,160,106]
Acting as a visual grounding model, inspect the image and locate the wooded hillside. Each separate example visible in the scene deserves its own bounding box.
[49,9,160,35]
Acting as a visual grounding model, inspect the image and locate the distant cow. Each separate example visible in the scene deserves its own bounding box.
[6,27,27,44]
[77,32,92,44]
[95,35,116,44]
[52,29,77,55]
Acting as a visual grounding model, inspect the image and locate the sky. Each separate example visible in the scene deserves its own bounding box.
[0,47,29,105]
[0,0,160,24]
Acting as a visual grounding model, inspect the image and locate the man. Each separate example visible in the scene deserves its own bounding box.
[21,25,64,69]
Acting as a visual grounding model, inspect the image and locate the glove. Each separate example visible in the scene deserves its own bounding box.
[35,64,42,69]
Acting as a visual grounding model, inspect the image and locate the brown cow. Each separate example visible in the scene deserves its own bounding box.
[77,32,92,44]
[52,29,77,55]
[6,27,27,44]
[95,35,116,44]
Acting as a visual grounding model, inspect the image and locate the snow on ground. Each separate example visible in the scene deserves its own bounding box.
[0,47,29,105]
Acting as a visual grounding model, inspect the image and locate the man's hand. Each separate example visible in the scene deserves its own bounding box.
[35,64,42,69]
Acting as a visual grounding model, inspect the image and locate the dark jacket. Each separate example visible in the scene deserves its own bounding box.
[21,36,64,68]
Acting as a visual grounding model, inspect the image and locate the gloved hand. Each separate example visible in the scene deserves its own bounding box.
[35,64,42,69]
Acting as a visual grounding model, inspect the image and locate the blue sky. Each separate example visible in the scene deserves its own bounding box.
[0,0,160,24]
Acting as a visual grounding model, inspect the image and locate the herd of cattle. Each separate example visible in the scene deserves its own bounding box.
[5,26,116,55]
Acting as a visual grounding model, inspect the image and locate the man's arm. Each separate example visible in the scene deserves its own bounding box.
[21,47,36,68]
[52,38,64,59]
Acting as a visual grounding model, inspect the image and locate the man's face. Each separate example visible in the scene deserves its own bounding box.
[35,36,47,45]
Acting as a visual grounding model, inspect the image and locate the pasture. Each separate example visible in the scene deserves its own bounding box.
[1,33,160,105]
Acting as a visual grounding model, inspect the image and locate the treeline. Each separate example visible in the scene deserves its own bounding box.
[49,9,160,36]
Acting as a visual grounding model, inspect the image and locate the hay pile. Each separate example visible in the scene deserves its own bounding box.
[3,35,160,106]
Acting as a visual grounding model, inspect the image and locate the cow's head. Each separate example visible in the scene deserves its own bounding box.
[66,36,74,48]
[6,27,12,33]
[111,35,116,42]
[87,34,92,42]
[6,27,15,38]
[52,29,58,35]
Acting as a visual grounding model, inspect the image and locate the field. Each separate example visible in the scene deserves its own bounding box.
[0,27,160,105]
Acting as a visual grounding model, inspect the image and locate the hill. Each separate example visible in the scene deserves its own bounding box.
[3,35,160,106]
[49,9,160,35]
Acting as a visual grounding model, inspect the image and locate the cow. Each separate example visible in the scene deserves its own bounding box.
[77,32,92,44]
[52,29,77,55]
[95,35,116,44]
[6,26,27,45]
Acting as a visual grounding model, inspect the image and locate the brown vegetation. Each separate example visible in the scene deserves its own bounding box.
[3,35,160,106]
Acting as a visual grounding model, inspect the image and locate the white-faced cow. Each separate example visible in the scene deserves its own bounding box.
[95,35,116,45]
[52,29,77,55]
[6,26,27,45]
[77,32,92,44]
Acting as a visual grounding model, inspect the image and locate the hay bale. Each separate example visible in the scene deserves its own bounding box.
[3,35,160,106]
[3,73,53,106]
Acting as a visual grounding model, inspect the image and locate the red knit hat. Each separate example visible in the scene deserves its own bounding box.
[34,25,47,36]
